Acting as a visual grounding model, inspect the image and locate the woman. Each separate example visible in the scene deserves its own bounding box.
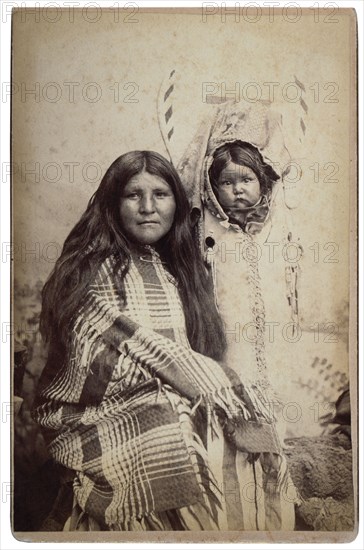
[33,150,290,531]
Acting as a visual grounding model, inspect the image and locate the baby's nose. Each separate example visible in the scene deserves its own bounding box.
[233,181,246,194]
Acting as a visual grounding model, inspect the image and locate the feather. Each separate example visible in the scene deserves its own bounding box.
[157,69,176,164]
[294,74,308,140]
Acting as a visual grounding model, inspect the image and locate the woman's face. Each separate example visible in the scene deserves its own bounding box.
[215,161,261,210]
[119,170,176,245]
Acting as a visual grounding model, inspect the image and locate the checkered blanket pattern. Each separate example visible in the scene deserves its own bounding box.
[33,250,284,529]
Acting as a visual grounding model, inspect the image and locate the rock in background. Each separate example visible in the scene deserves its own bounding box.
[286,434,354,531]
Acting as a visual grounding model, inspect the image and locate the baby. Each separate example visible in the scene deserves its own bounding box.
[208,140,280,232]
[178,102,300,530]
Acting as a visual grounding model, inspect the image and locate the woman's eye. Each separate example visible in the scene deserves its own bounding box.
[126,192,139,199]
[155,191,168,198]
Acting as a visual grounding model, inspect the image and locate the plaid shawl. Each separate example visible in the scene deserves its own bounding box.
[33,247,285,530]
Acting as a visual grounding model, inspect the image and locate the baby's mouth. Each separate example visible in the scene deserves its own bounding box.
[230,200,253,209]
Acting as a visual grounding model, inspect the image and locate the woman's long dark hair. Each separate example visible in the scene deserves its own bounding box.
[40,150,226,361]
[209,140,280,195]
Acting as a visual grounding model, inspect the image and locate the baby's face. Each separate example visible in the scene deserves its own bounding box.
[215,161,261,210]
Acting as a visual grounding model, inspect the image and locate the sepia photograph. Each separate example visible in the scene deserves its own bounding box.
[8,2,358,544]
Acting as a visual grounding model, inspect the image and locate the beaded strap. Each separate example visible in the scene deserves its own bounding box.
[243,233,271,392]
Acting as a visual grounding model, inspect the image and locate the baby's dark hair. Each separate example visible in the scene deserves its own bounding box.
[209,140,279,196]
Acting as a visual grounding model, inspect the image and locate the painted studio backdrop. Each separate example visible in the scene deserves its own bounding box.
[12,7,356,536]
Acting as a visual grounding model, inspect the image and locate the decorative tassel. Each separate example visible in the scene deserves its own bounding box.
[205,232,219,310]
[284,231,302,337]
[191,394,202,415]
[244,384,277,422]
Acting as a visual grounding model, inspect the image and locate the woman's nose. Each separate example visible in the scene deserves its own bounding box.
[140,194,155,213]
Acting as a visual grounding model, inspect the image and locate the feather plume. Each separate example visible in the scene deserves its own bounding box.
[157,69,177,163]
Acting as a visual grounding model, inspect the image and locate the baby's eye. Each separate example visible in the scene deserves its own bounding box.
[220,180,232,186]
